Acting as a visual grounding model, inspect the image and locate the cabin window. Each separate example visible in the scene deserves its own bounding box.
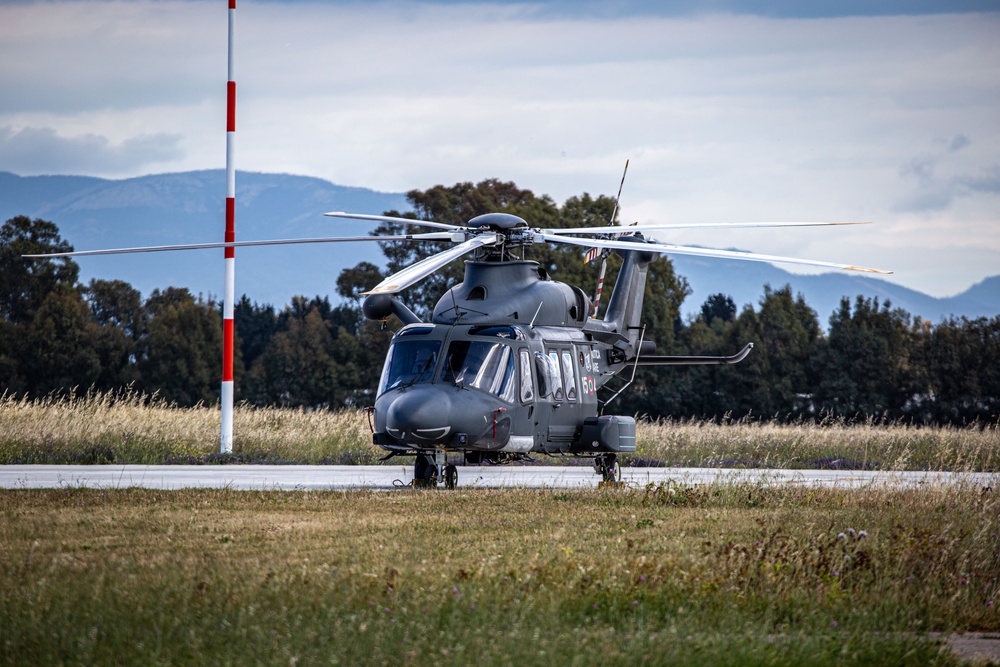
[440,341,516,399]
[518,348,534,403]
[561,351,578,402]
[534,351,561,400]
[379,339,441,395]
[547,351,565,401]
[534,353,548,398]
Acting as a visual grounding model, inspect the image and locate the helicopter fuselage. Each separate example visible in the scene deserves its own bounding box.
[371,320,634,458]
[370,259,638,461]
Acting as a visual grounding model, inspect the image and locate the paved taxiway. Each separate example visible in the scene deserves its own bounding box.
[1,464,996,490]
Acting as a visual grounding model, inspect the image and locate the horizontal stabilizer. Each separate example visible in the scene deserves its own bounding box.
[632,342,754,366]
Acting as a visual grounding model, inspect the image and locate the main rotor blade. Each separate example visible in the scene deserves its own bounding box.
[534,232,892,274]
[324,211,463,232]
[541,221,872,236]
[22,232,459,259]
[363,233,500,296]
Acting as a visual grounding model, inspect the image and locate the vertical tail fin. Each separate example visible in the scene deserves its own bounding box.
[602,238,656,354]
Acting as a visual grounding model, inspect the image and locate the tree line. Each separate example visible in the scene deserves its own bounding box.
[2,180,997,425]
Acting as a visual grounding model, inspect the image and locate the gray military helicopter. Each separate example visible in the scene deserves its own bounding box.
[321,211,888,487]
[26,208,889,488]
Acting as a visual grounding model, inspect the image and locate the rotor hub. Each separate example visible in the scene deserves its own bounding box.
[467,213,528,230]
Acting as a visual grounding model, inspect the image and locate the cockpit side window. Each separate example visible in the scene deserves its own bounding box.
[518,348,534,403]
[495,348,517,402]
[441,340,516,400]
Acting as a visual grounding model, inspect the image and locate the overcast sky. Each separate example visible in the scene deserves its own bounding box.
[1,0,998,298]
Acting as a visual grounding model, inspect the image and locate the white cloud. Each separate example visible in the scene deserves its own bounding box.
[0,125,183,174]
[0,0,997,296]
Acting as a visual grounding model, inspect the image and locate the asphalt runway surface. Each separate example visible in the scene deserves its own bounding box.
[2,464,997,491]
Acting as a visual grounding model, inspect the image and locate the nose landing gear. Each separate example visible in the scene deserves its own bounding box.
[413,450,459,489]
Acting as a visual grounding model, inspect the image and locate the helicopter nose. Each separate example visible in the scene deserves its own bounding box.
[380,386,506,448]
[384,388,457,443]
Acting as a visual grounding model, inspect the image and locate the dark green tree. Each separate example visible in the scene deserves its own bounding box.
[234,295,277,369]
[755,285,822,417]
[84,279,144,390]
[813,296,917,420]
[0,216,79,325]
[138,288,224,406]
[336,261,385,304]
[0,319,21,393]
[920,315,1000,423]
[246,304,362,408]
[0,217,85,395]
[21,284,101,395]
[701,293,737,324]
[86,279,144,341]
[657,286,819,421]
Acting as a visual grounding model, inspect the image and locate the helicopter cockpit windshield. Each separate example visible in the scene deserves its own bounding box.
[379,335,441,395]
[440,340,517,401]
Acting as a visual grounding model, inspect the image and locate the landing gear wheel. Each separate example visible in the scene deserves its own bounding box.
[603,457,621,484]
[424,461,438,487]
[414,454,429,488]
[444,464,458,490]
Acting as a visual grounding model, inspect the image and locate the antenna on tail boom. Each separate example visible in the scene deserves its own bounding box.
[588,159,629,317]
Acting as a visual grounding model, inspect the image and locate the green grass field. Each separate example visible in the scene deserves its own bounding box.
[2,483,997,665]
[2,390,998,470]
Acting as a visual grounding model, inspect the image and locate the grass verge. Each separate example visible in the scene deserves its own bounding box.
[2,483,997,665]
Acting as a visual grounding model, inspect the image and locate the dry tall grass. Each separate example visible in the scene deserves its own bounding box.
[0,389,374,465]
[636,417,1000,471]
[1,389,997,470]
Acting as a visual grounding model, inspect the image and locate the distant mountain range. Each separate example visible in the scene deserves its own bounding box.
[0,170,406,308]
[2,170,996,324]
[670,255,1000,326]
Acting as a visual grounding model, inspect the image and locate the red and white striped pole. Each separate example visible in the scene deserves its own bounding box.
[221,0,236,453]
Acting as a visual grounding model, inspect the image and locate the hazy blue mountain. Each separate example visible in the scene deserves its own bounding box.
[2,170,996,323]
[670,254,999,325]
[942,275,1000,318]
[0,170,408,307]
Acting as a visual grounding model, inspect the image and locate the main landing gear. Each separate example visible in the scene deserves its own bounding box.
[593,453,621,484]
[413,451,458,489]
